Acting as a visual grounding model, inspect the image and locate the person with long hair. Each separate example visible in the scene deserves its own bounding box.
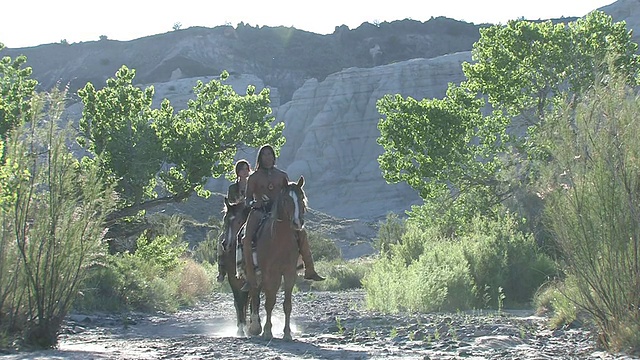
[239,145,324,291]
[217,159,251,283]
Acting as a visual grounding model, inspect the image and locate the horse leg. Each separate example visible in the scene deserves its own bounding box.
[283,273,296,341]
[232,287,247,337]
[262,286,276,340]
[248,287,262,336]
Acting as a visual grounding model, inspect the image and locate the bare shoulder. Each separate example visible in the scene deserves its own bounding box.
[274,167,289,180]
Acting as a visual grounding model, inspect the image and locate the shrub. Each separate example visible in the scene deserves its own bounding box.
[374,212,406,255]
[74,216,214,313]
[0,90,115,348]
[540,77,640,352]
[193,228,220,264]
[461,213,557,307]
[305,258,372,291]
[533,278,579,329]
[177,258,214,305]
[363,240,475,313]
[308,230,341,261]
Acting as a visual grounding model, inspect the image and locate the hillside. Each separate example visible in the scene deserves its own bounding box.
[1,1,636,253]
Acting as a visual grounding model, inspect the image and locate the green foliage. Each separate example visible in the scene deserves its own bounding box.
[461,213,556,306]
[0,89,115,348]
[136,214,188,274]
[77,66,163,211]
[0,44,37,143]
[74,215,213,313]
[540,77,640,352]
[365,210,556,313]
[388,222,430,265]
[193,228,221,264]
[363,240,475,313]
[306,258,372,291]
[533,279,580,329]
[376,12,640,216]
[307,230,341,261]
[135,233,187,275]
[377,83,500,205]
[77,66,284,221]
[79,253,179,312]
[374,212,406,254]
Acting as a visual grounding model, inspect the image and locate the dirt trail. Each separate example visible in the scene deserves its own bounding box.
[1,290,636,360]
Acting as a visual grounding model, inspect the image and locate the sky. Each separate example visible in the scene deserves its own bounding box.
[0,0,617,48]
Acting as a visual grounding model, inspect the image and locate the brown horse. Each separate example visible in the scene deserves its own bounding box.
[220,197,251,336]
[247,176,307,341]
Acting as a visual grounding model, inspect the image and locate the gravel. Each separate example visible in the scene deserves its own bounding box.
[1,290,638,360]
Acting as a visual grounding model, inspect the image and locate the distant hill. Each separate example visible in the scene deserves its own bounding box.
[1,17,485,103]
[1,2,635,255]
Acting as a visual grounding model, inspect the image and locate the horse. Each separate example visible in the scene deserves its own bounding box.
[246,176,307,341]
[219,197,251,336]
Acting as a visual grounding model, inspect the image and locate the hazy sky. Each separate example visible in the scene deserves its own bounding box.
[1,0,617,48]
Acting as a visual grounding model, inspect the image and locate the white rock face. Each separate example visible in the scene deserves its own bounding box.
[274,52,471,220]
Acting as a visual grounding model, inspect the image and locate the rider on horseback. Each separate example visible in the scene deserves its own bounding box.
[239,144,325,291]
[217,159,251,283]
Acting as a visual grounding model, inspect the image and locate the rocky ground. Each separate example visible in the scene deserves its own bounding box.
[1,290,638,360]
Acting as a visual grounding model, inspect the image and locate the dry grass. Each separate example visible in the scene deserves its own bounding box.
[178,258,214,304]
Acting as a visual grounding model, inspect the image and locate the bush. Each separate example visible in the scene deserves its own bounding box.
[461,213,557,307]
[177,258,214,305]
[74,216,214,313]
[533,278,580,329]
[0,90,115,349]
[304,258,372,291]
[363,240,475,313]
[374,212,406,255]
[540,78,640,352]
[364,207,556,313]
[193,228,220,264]
[308,230,341,261]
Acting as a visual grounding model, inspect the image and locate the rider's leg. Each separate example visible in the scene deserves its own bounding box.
[216,237,225,282]
[240,209,261,291]
[297,229,325,281]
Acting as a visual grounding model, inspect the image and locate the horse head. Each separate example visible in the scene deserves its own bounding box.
[274,176,307,231]
[223,197,249,246]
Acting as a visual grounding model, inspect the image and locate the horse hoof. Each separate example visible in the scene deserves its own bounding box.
[283,333,292,341]
[262,332,273,340]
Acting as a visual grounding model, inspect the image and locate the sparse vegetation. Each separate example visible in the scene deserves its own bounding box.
[2,9,640,356]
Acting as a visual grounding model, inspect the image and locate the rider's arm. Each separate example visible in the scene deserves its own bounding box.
[245,176,258,208]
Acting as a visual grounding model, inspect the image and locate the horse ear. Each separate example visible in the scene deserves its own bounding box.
[297,175,304,188]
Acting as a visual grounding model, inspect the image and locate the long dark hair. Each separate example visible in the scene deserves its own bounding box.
[234,159,250,182]
[255,144,275,170]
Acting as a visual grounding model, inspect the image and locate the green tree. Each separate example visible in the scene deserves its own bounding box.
[377,11,640,215]
[77,66,284,222]
[0,42,37,143]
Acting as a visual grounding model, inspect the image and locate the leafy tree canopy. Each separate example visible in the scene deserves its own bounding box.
[0,42,37,143]
[377,11,640,214]
[77,66,284,221]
